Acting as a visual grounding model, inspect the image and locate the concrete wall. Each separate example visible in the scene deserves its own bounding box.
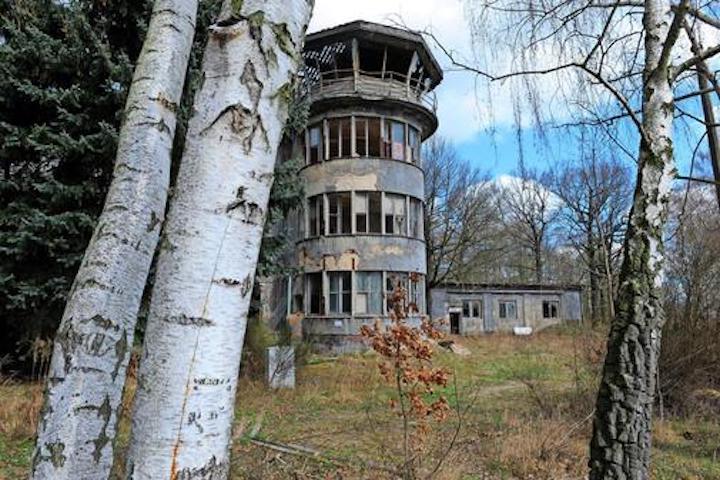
[430,286,582,334]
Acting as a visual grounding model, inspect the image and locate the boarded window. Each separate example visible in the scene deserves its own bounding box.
[306,273,323,314]
[384,193,406,235]
[542,300,559,319]
[499,300,517,319]
[328,192,351,234]
[355,191,382,234]
[307,195,324,237]
[355,272,382,314]
[307,124,322,164]
[328,272,351,314]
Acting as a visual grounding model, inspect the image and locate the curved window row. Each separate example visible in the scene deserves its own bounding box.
[302,115,422,165]
[304,271,425,316]
[305,191,423,239]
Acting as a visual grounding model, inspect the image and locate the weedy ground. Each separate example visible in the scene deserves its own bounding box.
[1,328,718,479]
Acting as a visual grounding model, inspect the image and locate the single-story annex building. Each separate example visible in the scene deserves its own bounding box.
[429,283,583,335]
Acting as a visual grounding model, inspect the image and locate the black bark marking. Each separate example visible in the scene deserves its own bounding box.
[91,395,112,463]
[45,441,66,468]
[240,274,252,298]
[241,61,263,110]
[147,210,162,232]
[112,328,129,380]
[213,277,242,287]
[137,118,171,134]
[175,455,229,480]
[226,186,263,224]
[163,314,214,327]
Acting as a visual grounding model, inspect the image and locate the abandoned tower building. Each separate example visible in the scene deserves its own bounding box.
[260,21,581,350]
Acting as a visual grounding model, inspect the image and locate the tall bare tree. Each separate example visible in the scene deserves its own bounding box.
[125,1,313,478]
[426,0,720,477]
[424,137,499,293]
[499,165,558,283]
[31,1,198,478]
[548,134,631,324]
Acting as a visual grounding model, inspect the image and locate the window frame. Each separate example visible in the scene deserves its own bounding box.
[498,300,517,319]
[328,271,352,315]
[542,300,559,319]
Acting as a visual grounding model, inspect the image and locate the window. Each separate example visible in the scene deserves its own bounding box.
[408,274,424,314]
[499,300,517,319]
[543,300,559,319]
[306,273,323,314]
[328,192,351,234]
[355,272,382,314]
[328,118,340,159]
[462,300,482,318]
[384,193,406,235]
[408,126,421,164]
[355,117,369,157]
[341,118,352,157]
[307,124,322,164]
[409,197,423,238]
[328,272,351,314]
[307,195,324,236]
[386,272,408,313]
[354,191,382,234]
[368,117,381,157]
[383,120,406,160]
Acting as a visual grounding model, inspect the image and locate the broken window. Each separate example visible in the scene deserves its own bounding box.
[408,274,424,314]
[408,126,421,164]
[384,193,406,235]
[306,272,323,315]
[328,192,351,234]
[354,191,382,234]
[383,120,406,161]
[386,272,408,313]
[462,300,481,318]
[355,271,382,314]
[355,116,369,156]
[542,300,559,319]
[307,124,322,164]
[328,271,351,314]
[367,117,381,157]
[307,195,324,237]
[499,300,517,319]
[409,197,423,238]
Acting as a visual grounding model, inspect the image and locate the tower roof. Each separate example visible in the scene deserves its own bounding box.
[306,20,443,89]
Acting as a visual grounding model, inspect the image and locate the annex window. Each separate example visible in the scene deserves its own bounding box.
[306,272,323,315]
[354,191,382,234]
[384,193,406,235]
[386,272,408,313]
[328,192,351,235]
[307,124,322,164]
[408,126,421,164]
[409,197,423,238]
[462,300,481,318]
[383,120,406,161]
[355,271,382,315]
[499,300,517,319]
[543,300,559,319]
[328,271,351,314]
[307,195,324,237]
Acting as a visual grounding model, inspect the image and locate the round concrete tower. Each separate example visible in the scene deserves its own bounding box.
[294,21,443,351]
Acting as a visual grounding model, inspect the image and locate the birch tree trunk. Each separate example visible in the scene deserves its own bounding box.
[589,1,677,477]
[125,1,312,478]
[31,2,197,479]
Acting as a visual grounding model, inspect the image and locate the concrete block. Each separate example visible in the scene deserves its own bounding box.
[267,345,295,389]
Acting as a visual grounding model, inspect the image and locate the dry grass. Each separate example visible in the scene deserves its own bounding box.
[2,329,719,479]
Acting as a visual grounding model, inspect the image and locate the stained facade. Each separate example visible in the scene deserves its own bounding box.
[261,21,443,351]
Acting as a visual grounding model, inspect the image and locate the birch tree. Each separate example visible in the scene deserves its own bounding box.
[425,0,720,477]
[31,1,197,478]
[125,1,313,478]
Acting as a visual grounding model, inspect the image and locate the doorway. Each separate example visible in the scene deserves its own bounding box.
[450,312,460,334]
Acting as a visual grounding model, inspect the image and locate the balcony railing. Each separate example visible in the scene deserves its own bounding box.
[309,69,437,112]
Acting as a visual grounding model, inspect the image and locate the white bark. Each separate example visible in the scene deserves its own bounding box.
[31,2,198,479]
[126,1,312,478]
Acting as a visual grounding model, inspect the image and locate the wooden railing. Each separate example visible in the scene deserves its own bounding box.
[309,69,437,112]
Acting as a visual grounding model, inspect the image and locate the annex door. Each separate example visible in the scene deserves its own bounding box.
[450,312,460,334]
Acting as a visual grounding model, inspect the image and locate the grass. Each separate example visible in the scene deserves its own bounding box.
[2,329,719,479]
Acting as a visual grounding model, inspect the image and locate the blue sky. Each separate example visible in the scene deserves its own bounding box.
[309,0,717,181]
